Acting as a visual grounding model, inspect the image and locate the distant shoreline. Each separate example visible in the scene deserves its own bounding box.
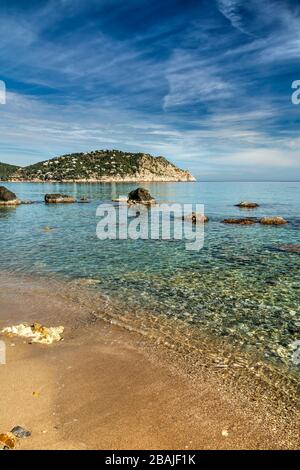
[1,178,197,183]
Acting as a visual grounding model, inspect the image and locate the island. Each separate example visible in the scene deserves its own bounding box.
[0,150,196,183]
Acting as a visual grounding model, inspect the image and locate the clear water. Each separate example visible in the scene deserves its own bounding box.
[1,181,300,371]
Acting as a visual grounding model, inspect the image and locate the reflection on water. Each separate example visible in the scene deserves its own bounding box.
[0,181,299,375]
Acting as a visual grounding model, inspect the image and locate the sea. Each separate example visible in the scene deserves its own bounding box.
[0,181,299,378]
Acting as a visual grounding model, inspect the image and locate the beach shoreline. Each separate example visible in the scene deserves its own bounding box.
[0,272,299,450]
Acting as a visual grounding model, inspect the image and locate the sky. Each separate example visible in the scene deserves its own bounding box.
[0,0,300,180]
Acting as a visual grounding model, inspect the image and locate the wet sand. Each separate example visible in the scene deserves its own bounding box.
[0,273,299,450]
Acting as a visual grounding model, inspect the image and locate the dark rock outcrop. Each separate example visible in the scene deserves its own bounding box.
[128,187,155,205]
[0,186,21,205]
[45,194,75,204]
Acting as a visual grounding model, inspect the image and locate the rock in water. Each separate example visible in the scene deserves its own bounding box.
[78,197,90,203]
[276,244,300,253]
[222,218,257,225]
[235,201,259,208]
[0,186,21,206]
[259,217,287,225]
[45,194,75,203]
[128,187,155,205]
[11,426,31,439]
[182,212,209,223]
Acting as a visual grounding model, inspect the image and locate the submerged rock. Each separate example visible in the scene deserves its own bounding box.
[259,217,287,225]
[77,278,101,286]
[275,244,300,253]
[235,201,259,208]
[222,218,257,225]
[1,323,64,344]
[0,186,21,206]
[182,212,209,223]
[45,194,75,204]
[128,187,155,205]
[11,426,31,439]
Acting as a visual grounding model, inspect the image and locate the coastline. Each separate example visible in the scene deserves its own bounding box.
[0,272,299,450]
[2,177,197,183]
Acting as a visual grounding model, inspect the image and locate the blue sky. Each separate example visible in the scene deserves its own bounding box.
[0,0,300,180]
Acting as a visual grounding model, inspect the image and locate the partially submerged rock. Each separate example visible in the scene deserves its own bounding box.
[45,194,75,204]
[1,323,64,344]
[0,186,21,206]
[259,217,287,225]
[127,187,155,205]
[78,197,90,203]
[235,201,259,208]
[182,212,209,223]
[112,196,128,203]
[222,218,257,225]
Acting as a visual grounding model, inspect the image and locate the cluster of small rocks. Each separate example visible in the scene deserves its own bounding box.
[0,426,31,450]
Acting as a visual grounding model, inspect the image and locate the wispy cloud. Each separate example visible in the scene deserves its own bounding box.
[0,0,299,180]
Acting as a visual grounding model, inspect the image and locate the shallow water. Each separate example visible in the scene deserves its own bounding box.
[0,181,299,372]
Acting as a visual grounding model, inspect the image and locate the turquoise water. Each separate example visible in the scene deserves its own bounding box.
[0,182,300,370]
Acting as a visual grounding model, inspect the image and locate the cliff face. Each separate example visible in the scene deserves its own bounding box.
[8,150,196,182]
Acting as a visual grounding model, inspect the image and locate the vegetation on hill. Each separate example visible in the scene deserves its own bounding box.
[0,162,20,181]
[8,150,195,182]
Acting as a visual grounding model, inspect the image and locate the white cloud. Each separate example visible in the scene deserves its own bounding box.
[163,50,233,109]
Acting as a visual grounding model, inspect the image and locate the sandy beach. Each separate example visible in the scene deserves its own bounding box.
[0,272,299,450]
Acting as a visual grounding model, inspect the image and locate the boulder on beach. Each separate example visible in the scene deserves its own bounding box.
[45,194,75,204]
[259,217,287,225]
[128,187,155,205]
[182,212,209,223]
[222,218,257,225]
[235,201,259,209]
[0,186,21,206]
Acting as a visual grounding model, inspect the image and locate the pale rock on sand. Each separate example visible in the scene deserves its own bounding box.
[1,323,64,345]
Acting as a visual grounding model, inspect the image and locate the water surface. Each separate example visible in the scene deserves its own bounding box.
[0,181,299,372]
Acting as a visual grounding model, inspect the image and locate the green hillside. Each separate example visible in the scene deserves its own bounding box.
[0,162,20,181]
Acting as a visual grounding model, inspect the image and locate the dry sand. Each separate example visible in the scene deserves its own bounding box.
[0,273,299,450]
